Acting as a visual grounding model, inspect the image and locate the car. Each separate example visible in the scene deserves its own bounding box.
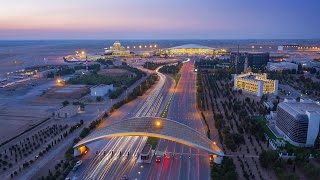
[72,160,82,171]
[155,156,161,163]
[75,160,82,166]
[121,175,129,180]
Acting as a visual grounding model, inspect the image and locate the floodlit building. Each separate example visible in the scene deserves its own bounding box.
[266,62,298,72]
[233,72,279,97]
[275,99,320,147]
[160,44,229,56]
[104,41,131,57]
[90,84,114,97]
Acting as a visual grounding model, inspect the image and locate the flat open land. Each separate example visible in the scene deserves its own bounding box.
[0,104,51,143]
[42,84,89,99]
[98,68,134,76]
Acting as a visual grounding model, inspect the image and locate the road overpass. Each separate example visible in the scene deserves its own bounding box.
[74,116,224,163]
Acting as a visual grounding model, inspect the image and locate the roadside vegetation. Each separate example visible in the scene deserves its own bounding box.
[68,65,146,99]
[159,62,182,74]
[143,62,167,70]
[211,157,238,180]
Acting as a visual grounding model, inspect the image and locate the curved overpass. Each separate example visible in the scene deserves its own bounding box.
[74,117,224,157]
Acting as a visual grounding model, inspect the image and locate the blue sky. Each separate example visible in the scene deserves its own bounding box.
[0,0,319,39]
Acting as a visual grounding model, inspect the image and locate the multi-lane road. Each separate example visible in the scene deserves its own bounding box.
[69,61,212,180]
[130,61,211,180]
[69,66,174,179]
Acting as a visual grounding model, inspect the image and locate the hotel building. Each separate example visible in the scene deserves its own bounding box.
[275,99,320,147]
[233,72,278,97]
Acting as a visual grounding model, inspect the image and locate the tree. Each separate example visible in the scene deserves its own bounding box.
[62,100,69,107]
[96,96,103,102]
[259,150,279,168]
[79,128,90,138]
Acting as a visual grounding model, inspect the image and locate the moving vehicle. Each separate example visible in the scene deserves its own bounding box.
[155,156,161,163]
[121,175,129,180]
[72,160,82,171]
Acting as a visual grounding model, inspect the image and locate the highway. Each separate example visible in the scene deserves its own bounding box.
[69,65,174,180]
[130,61,211,180]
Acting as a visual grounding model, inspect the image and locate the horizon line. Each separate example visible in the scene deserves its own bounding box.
[1,38,320,41]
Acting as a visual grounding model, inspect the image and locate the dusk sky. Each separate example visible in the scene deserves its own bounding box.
[0,0,319,39]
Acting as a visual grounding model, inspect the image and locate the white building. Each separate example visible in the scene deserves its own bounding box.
[275,99,320,147]
[90,84,114,97]
[286,58,320,69]
[266,62,298,72]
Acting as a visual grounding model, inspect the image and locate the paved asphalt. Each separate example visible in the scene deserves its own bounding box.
[69,61,211,180]
[130,61,211,180]
[68,66,173,180]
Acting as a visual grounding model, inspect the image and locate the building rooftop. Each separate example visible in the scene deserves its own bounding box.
[269,62,297,66]
[167,44,216,50]
[279,101,320,117]
[91,84,113,88]
[231,51,269,55]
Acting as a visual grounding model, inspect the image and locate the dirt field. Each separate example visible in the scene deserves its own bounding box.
[98,68,134,76]
[0,105,51,143]
[42,85,89,99]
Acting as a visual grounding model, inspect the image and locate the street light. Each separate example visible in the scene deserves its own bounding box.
[155,120,162,128]
[56,78,64,87]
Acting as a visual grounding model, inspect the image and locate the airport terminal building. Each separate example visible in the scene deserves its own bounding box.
[160,44,228,56]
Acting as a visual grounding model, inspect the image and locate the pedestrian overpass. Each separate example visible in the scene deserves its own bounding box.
[74,117,224,163]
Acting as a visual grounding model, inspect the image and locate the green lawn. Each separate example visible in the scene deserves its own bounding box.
[256,117,278,140]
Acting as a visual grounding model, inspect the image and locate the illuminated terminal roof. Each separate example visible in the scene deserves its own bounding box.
[167,44,216,50]
[74,116,224,156]
[161,44,227,56]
